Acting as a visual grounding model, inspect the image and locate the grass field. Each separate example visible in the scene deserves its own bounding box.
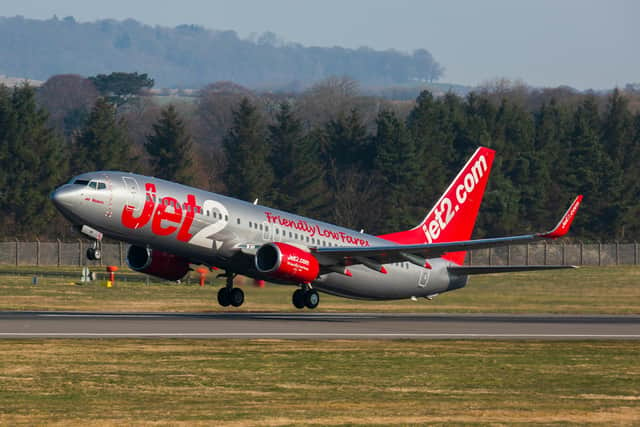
[0,340,638,425]
[0,266,639,313]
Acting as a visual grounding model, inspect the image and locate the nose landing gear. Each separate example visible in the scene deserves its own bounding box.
[217,273,244,308]
[292,285,319,309]
[81,225,103,261]
[86,240,102,261]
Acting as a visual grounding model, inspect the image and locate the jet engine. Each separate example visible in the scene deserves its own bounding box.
[255,242,320,283]
[126,245,190,281]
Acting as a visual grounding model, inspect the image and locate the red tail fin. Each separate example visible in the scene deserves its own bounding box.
[378,147,495,265]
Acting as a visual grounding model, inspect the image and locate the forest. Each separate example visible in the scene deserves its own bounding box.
[0,16,443,89]
[1,74,640,242]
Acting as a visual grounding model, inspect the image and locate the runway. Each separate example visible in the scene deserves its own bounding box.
[1,311,640,339]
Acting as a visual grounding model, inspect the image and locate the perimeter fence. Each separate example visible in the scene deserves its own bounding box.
[0,240,639,267]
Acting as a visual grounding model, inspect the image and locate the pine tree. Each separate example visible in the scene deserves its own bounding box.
[407,91,456,212]
[603,89,638,239]
[73,97,137,173]
[223,98,273,203]
[145,105,194,185]
[566,96,618,239]
[268,102,329,217]
[324,108,370,171]
[0,84,67,237]
[0,85,11,209]
[622,113,640,238]
[371,110,420,232]
[533,99,571,218]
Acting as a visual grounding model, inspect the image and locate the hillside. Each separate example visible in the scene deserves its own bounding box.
[0,16,444,89]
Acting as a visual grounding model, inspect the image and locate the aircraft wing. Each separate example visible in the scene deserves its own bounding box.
[312,195,583,270]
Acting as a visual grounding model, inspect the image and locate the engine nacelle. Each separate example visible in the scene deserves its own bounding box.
[255,242,320,283]
[126,245,190,281]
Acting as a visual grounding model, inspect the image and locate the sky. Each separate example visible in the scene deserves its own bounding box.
[3,0,639,89]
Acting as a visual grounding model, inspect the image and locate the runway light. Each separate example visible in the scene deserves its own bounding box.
[106,266,119,288]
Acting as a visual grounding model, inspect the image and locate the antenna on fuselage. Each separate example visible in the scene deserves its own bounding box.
[253,199,259,205]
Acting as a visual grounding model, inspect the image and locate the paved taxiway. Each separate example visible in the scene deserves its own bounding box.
[1,312,639,339]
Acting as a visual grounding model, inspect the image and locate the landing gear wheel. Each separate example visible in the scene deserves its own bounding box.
[86,241,102,261]
[304,290,320,309]
[292,289,305,309]
[217,287,231,307]
[229,288,245,307]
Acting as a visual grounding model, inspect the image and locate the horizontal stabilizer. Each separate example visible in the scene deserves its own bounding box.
[448,265,577,275]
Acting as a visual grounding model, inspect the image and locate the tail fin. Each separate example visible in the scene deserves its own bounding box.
[378,147,495,265]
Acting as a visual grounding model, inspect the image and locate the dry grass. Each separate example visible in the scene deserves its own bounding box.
[1,266,640,313]
[0,340,638,425]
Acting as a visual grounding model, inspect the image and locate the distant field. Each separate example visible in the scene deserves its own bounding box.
[0,340,638,425]
[0,266,639,314]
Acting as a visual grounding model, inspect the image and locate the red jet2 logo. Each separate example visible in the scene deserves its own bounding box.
[121,183,229,248]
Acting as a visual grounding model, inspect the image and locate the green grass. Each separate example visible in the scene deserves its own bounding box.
[0,266,639,313]
[0,340,638,425]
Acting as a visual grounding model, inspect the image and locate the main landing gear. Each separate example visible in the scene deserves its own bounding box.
[86,240,102,261]
[217,273,244,308]
[292,285,319,310]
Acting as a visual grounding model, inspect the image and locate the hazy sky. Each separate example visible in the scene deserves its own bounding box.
[4,0,638,89]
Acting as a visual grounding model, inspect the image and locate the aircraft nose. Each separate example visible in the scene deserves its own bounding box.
[50,186,76,210]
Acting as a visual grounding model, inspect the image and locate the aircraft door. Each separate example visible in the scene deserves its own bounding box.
[122,177,142,212]
[103,174,114,219]
[262,221,273,241]
[418,269,430,288]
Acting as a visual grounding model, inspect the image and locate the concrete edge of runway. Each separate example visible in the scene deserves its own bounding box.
[1,311,639,339]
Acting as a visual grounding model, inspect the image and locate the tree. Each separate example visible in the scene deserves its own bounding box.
[145,105,194,185]
[323,108,371,171]
[222,98,273,203]
[407,91,456,211]
[268,103,329,217]
[565,96,618,239]
[73,98,137,173]
[602,89,638,239]
[37,74,99,134]
[89,72,154,106]
[371,110,420,232]
[0,84,67,236]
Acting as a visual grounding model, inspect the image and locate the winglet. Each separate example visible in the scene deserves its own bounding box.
[540,195,583,239]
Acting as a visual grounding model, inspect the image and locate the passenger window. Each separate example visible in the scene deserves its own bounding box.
[259,224,263,231]
[237,218,241,225]
[225,215,228,221]
[249,221,253,227]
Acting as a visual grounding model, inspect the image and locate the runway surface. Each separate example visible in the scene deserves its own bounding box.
[1,311,640,339]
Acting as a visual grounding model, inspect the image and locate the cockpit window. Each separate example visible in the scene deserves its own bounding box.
[73,179,89,186]
[87,181,107,190]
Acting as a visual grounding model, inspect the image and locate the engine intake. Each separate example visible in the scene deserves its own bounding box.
[255,242,319,284]
[126,245,190,281]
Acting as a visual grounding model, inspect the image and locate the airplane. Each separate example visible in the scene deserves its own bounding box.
[50,147,582,309]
